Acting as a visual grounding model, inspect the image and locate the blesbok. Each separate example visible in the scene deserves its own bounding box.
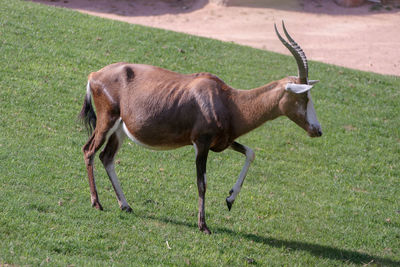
[79,22,322,234]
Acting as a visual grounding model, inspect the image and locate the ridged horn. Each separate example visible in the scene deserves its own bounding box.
[274,21,308,84]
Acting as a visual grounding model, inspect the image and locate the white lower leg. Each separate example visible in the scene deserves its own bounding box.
[105,163,130,210]
[226,146,255,204]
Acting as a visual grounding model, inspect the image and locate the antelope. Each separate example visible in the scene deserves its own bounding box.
[79,22,322,234]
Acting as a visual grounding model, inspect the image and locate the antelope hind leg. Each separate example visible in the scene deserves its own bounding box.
[99,123,132,212]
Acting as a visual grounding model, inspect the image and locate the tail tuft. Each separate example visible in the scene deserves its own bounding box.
[78,81,97,135]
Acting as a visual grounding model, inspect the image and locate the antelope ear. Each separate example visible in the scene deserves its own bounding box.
[285,83,313,94]
[308,80,319,85]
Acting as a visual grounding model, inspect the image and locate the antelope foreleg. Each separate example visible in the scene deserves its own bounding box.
[226,142,255,211]
[193,139,211,234]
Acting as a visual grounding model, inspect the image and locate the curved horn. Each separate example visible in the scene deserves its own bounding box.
[274,21,308,84]
[282,21,308,81]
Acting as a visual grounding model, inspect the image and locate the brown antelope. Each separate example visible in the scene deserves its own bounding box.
[79,22,322,234]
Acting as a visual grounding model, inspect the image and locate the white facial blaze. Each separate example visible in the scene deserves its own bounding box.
[306,91,320,128]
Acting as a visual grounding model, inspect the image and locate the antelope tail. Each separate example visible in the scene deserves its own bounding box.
[78,80,97,135]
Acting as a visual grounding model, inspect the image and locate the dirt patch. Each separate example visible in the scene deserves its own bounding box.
[31,0,400,76]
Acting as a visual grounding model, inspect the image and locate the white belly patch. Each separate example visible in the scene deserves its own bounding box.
[122,121,170,151]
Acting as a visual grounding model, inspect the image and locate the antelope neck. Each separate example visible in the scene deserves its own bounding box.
[231,82,285,138]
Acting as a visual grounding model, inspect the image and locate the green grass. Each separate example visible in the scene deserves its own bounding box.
[1,0,399,266]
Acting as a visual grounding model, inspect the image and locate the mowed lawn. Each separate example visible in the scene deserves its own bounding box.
[0,0,399,266]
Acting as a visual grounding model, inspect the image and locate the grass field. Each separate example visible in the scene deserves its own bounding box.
[0,0,399,266]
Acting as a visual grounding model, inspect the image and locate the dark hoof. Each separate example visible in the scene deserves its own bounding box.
[121,205,133,213]
[226,198,233,211]
[199,226,212,235]
[226,189,235,211]
[92,202,103,211]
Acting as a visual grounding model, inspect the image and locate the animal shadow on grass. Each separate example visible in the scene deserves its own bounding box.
[142,214,399,266]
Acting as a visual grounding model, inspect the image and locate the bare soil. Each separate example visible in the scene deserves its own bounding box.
[31,0,400,76]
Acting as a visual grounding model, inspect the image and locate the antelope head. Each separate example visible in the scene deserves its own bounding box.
[275,21,322,138]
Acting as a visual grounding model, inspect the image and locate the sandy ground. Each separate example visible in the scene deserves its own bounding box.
[31,0,400,76]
